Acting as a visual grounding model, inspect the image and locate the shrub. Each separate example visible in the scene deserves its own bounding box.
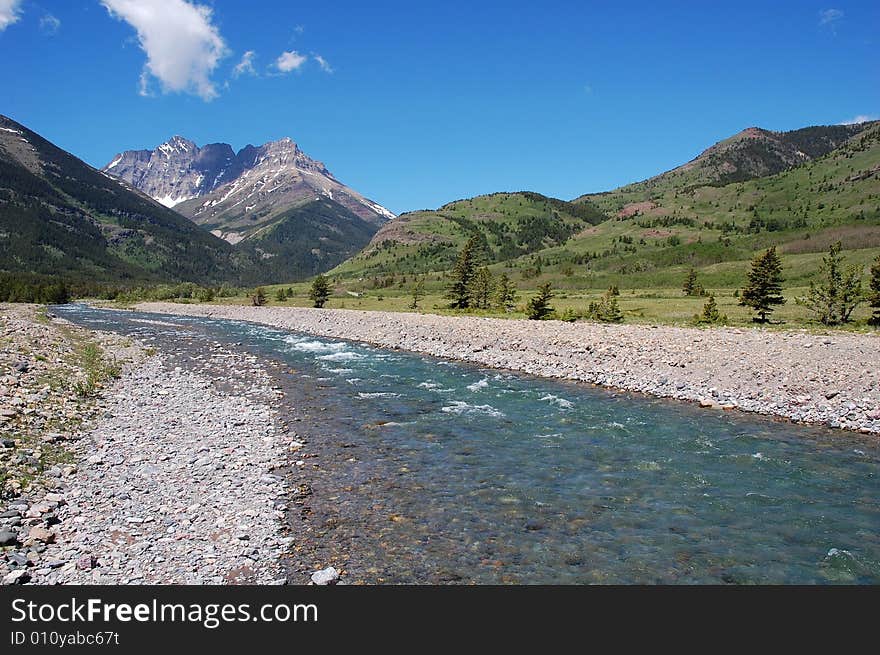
[586,289,624,323]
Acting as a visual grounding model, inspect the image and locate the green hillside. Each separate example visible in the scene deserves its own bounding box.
[235,198,381,280]
[332,191,609,279]
[330,121,880,296]
[0,115,247,287]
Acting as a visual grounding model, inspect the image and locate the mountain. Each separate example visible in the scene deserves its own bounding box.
[577,122,877,215]
[0,115,248,287]
[104,136,243,208]
[233,197,381,280]
[103,134,394,278]
[104,135,394,239]
[331,121,880,291]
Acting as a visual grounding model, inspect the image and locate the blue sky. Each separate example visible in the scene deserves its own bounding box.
[1,1,878,214]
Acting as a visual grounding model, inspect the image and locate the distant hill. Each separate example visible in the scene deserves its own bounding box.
[332,192,608,278]
[331,121,880,291]
[0,115,246,286]
[576,122,877,213]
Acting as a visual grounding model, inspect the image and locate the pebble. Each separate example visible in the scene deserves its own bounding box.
[310,566,340,585]
[0,305,295,586]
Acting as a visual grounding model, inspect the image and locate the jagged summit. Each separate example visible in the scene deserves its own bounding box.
[103,135,394,230]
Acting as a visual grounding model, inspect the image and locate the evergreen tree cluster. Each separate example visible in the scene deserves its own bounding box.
[445,236,519,312]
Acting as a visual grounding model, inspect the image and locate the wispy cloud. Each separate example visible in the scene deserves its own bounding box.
[314,54,333,73]
[274,50,307,74]
[819,8,843,33]
[101,0,229,101]
[232,50,257,78]
[840,114,878,125]
[0,0,24,32]
[39,13,61,35]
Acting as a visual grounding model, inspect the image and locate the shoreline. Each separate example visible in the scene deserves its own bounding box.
[1,305,297,585]
[132,302,880,436]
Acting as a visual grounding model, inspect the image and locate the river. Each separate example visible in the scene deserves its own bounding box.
[54,304,880,584]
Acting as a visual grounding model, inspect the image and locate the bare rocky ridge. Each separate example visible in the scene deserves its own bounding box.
[135,303,880,435]
[103,135,395,245]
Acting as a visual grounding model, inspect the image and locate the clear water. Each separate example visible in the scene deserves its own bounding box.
[54,304,880,584]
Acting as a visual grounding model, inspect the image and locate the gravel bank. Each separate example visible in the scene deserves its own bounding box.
[1,305,295,585]
[136,303,880,435]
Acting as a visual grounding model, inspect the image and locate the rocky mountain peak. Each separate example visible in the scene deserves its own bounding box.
[103,133,394,226]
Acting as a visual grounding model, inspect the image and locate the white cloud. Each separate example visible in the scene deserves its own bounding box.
[819,8,844,33]
[274,50,307,73]
[314,54,333,73]
[840,114,878,125]
[101,0,228,101]
[0,0,24,32]
[40,13,61,35]
[232,50,257,78]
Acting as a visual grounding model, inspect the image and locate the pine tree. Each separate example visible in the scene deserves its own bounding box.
[274,288,287,302]
[740,247,785,323]
[446,235,480,309]
[494,273,518,312]
[695,295,727,325]
[251,287,267,307]
[410,278,425,310]
[470,267,494,309]
[309,275,331,308]
[869,254,880,326]
[682,267,699,296]
[526,282,554,320]
[796,241,862,325]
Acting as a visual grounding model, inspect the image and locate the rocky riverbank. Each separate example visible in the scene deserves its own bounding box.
[0,304,298,585]
[135,302,880,435]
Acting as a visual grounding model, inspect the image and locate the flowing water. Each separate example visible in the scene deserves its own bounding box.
[55,304,880,584]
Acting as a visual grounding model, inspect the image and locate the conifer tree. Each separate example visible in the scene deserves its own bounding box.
[526,282,554,320]
[682,267,701,296]
[251,287,267,306]
[309,275,331,308]
[796,241,862,325]
[446,235,480,309]
[494,273,518,312]
[470,267,494,309]
[869,254,880,326]
[740,247,785,323]
[274,288,287,302]
[410,277,425,310]
[695,295,726,325]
